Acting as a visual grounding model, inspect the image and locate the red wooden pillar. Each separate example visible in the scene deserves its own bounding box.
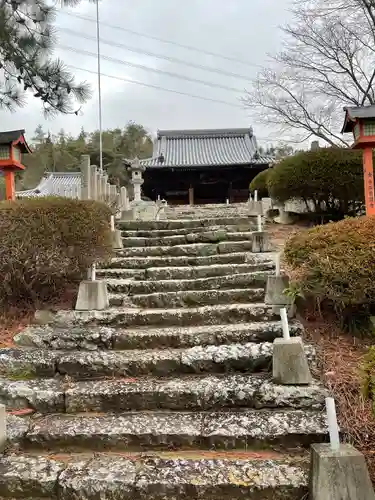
[3,170,15,201]
[363,147,375,216]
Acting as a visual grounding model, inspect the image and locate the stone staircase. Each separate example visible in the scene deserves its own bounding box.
[0,214,328,499]
[164,203,252,219]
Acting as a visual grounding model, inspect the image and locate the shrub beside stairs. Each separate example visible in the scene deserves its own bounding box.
[0,211,329,499]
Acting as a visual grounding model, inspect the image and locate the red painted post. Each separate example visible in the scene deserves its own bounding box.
[363,147,375,216]
[3,170,15,201]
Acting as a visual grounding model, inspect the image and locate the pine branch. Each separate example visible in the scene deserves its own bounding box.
[0,0,93,114]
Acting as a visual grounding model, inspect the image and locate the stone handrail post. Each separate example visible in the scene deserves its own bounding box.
[80,155,91,200]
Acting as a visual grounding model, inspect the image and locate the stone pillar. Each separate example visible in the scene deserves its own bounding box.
[105,182,111,205]
[101,174,107,203]
[120,186,129,211]
[189,186,194,206]
[90,165,98,201]
[96,170,102,202]
[80,155,91,200]
[109,184,118,209]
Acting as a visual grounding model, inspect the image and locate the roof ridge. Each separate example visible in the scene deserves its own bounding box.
[158,127,253,138]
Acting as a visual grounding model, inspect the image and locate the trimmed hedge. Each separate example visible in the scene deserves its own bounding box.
[0,197,113,306]
[249,169,269,198]
[267,148,364,219]
[284,215,375,330]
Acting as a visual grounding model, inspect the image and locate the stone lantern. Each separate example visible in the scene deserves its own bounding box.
[342,105,375,215]
[130,157,146,203]
[0,130,31,200]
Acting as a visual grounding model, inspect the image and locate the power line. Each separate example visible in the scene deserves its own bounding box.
[60,45,247,94]
[59,27,254,82]
[67,65,244,108]
[59,10,262,69]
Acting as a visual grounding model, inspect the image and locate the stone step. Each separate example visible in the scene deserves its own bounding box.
[2,340,314,379]
[127,288,265,308]
[0,374,327,413]
[0,453,310,499]
[20,409,328,453]
[105,271,271,295]
[116,240,255,258]
[99,260,274,278]
[118,216,255,231]
[14,321,304,351]
[121,224,253,238]
[38,303,279,328]
[106,252,248,269]
[122,231,255,248]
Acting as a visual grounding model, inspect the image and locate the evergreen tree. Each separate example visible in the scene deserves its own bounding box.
[0,0,96,115]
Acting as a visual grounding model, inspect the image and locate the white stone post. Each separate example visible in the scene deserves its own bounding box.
[80,155,91,200]
[90,165,98,201]
[105,182,111,205]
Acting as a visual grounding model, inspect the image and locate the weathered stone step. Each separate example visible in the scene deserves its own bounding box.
[121,224,253,238]
[105,271,271,295]
[99,261,274,280]
[128,288,265,308]
[118,216,255,231]
[0,374,327,413]
[3,340,314,379]
[38,303,279,328]
[14,321,304,351]
[0,453,309,499]
[116,240,255,258]
[106,252,247,269]
[122,231,255,248]
[21,409,328,452]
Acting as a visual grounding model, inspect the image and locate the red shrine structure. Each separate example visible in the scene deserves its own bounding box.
[0,130,31,201]
[342,105,375,216]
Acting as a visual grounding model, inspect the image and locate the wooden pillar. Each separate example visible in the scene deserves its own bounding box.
[4,170,15,201]
[188,185,194,206]
[363,147,375,215]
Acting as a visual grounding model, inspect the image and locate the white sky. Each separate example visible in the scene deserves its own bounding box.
[0,0,295,149]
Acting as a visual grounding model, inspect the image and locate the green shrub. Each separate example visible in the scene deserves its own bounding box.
[249,169,270,198]
[284,215,375,331]
[267,148,364,219]
[0,197,113,307]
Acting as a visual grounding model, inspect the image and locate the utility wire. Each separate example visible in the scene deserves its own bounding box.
[60,45,247,94]
[95,0,103,171]
[59,10,262,69]
[67,65,244,108]
[59,27,254,82]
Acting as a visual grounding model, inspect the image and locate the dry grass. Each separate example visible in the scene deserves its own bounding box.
[304,319,375,479]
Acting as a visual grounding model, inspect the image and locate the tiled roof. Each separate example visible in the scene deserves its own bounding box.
[0,129,31,153]
[141,128,273,169]
[16,172,81,198]
[341,104,375,133]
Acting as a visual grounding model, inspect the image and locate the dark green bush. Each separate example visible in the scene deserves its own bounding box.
[284,215,375,331]
[249,169,270,198]
[0,197,113,306]
[267,148,364,219]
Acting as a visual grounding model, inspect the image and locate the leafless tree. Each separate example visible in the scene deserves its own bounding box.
[244,0,375,146]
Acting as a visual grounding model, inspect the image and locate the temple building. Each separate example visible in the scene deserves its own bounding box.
[140,127,273,204]
[16,172,82,198]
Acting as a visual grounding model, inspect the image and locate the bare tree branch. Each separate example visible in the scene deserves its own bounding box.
[244,0,375,146]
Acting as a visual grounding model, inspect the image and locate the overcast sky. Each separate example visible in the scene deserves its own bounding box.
[1,0,294,146]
